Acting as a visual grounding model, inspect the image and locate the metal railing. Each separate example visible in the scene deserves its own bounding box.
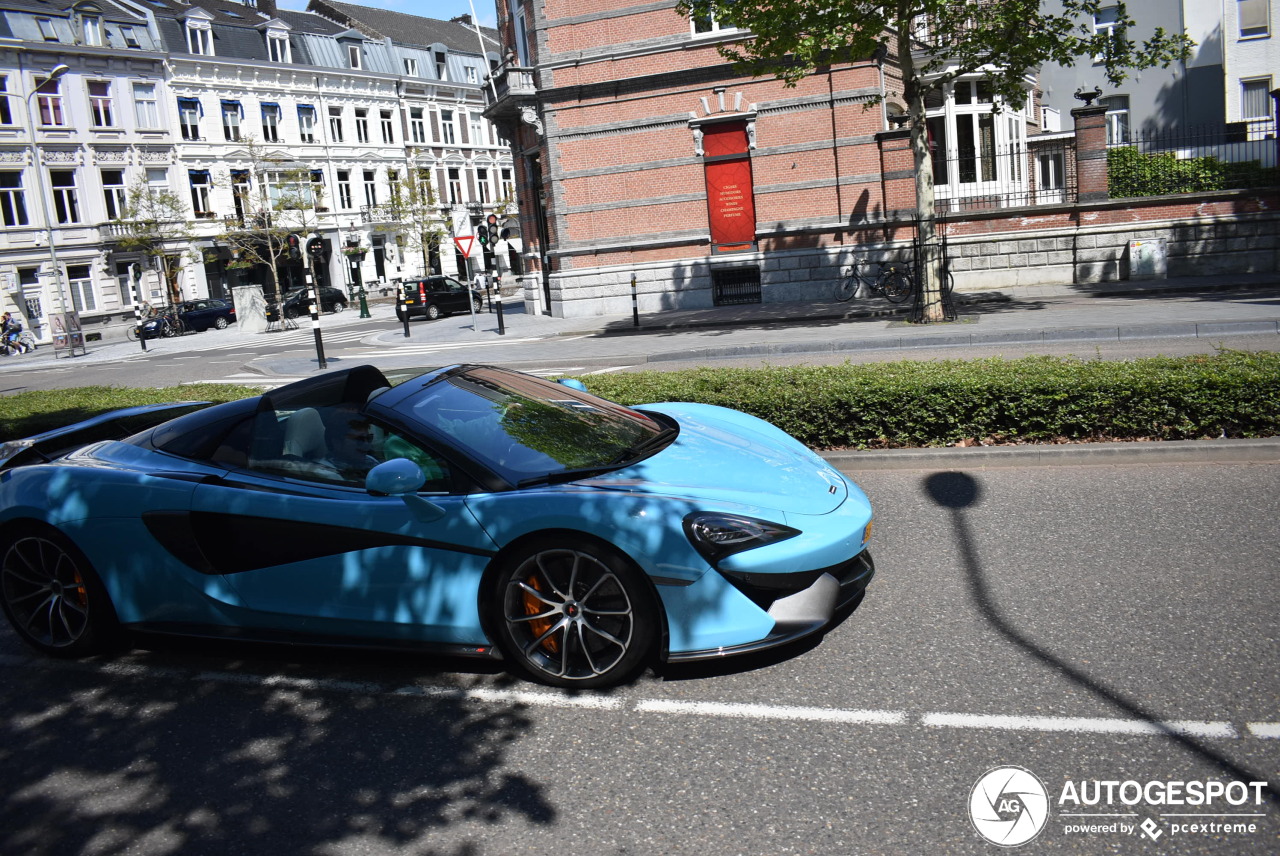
[932,135,1078,212]
[1107,119,1279,198]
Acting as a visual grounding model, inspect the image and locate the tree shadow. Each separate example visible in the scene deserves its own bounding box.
[0,634,555,855]
[922,470,1277,807]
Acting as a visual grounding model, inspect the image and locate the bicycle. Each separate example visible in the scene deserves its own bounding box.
[836,257,914,304]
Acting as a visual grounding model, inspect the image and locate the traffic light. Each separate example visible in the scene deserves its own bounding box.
[306,237,325,257]
[129,263,141,282]
[286,233,302,260]
[477,225,490,247]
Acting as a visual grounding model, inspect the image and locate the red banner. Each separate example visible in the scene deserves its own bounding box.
[702,121,756,253]
[705,156,756,252]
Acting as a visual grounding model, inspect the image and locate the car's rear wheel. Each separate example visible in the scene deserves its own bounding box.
[492,539,656,688]
[425,303,442,321]
[471,295,483,313]
[0,527,120,658]
[332,301,347,314]
[214,317,229,330]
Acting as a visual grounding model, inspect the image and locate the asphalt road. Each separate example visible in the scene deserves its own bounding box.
[2,461,1276,855]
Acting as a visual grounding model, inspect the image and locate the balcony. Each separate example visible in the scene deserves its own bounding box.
[360,204,401,225]
[482,59,540,136]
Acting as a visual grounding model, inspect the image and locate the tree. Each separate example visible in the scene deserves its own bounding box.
[392,158,450,278]
[676,0,1193,321]
[110,180,201,308]
[217,137,326,311]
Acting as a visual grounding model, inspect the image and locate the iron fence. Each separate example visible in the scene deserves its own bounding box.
[1107,119,1279,198]
[931,135,1077,213]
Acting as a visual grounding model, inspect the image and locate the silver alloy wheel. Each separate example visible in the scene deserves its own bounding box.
[214,316,229,329]
[503,547,635,681]
[1,536,91,649]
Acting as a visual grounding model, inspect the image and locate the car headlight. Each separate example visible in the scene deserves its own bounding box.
[683,512,800,563]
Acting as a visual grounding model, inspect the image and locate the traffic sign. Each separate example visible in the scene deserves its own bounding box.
[454,235,475,258]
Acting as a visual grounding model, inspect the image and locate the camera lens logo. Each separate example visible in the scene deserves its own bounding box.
[969,766,1050,847]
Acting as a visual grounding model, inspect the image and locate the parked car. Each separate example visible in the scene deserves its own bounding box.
[278,286,347,319]
[397,276,483,321]
[0,364,875,688]
[177,298,236,332]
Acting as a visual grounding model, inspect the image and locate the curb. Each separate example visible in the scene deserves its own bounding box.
[819,437,1280,470]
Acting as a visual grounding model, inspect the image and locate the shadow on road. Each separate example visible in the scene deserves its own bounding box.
[922,470,1277,807]
[0,637,556,854]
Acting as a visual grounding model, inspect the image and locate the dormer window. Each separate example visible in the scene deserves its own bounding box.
[120,26,140,48]
[82,15,103,46]
[37,18,59,42]
[405,57,419,76]
[267,31,290,62]
[348,44,362,69]
[185,15,214,56]
[434,50,448,80]
[260,20,293,63]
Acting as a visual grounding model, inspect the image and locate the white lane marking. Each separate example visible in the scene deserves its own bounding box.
[922,712,1237,738]
[0,654,1262,737]
[1247,722,1280,738]
[636,699,905,725]
[586,366,633,375]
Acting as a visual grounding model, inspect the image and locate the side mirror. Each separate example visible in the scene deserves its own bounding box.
[557,378,587,392]
[366,458,425,496]
[366,458,448,522]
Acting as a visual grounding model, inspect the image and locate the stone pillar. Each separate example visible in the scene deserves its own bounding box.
[1071,105,1109,203]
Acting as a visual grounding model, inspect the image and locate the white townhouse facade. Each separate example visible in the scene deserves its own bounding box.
[0,0,513,344]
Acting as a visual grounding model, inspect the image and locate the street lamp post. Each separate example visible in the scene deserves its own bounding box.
[19,64,73,349]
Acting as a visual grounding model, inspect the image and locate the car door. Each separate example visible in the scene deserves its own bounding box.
[437,277,471,313]
[187,406,499,646]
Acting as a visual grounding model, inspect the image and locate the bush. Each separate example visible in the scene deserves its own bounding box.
[0,384,261,442]
[581,352,1280,449]
[1109,146,1280,198]
[3,354,1277,450]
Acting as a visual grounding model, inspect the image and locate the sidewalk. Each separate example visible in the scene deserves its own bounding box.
[2,271,1277,373]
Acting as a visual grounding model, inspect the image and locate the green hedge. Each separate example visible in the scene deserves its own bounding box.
[0,384,260,443]
[1108,146,1280,198]
[582,352,1280,449]
[3,353,1278,450]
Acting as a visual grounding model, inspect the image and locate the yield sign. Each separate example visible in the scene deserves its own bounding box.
[453,235,475,258]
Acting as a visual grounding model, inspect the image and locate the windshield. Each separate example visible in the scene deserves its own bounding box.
[406,367,669,485]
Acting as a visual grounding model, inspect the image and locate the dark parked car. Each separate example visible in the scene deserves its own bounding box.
[397,276,483,321]
[279,286,348,319]
[177,298,236,332]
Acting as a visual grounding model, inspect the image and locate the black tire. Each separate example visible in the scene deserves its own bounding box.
[331,301,347,314]
[125,325,138,342]
[472,295,483,313]
[161,320,177,337]
[0,526,121,658]
[944,271,956,295]
[214,317,229,330]
[284,308,300,321]
[880,267,913,304]
[425,303,442,321]
[490,538,657,688]
[835,274,857,302]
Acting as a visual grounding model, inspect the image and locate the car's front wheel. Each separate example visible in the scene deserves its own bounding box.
[0,526,121,657]
[331,301,347,314]
[492,539,657,688]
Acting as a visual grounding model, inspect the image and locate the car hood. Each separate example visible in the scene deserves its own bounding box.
[581,403,849,516]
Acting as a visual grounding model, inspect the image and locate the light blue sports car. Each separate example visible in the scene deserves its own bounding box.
[0,365,874,688]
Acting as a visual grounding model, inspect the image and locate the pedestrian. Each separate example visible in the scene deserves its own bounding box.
[1,311,30,355]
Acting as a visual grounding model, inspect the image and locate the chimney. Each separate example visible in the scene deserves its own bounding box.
[450,14,472,26]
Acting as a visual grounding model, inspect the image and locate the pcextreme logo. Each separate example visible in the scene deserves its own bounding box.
[968,766,1270,847]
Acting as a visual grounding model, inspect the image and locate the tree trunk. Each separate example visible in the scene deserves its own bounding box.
[899,19,946,323]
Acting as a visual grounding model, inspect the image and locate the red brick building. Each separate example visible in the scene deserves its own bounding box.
[484,3,1279,318]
